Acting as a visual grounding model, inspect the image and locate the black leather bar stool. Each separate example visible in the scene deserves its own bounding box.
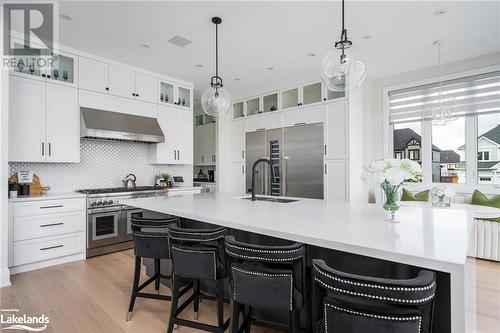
[225,235,307,333]
[311,259,436,333]
[126,212,190,321]
[167,225,230,333]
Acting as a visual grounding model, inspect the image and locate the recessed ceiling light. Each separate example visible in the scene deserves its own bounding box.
[266,67,275,71]
[139,43,150,49]
[234,78,242,81]
[195,64,203,68]
[59,14,72,21]
[361,35,372,40]
[433,9,447,16]
[307,53,316,57]
[168,35,192,48]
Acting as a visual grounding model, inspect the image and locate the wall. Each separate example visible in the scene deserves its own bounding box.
[8,140,193,192]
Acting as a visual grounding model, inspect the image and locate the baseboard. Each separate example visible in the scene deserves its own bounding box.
[0,266,11,287]
[9,252,85,275]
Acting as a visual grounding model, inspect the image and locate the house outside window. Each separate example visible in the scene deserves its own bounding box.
[478,151,490,161]
[409,149,420,161]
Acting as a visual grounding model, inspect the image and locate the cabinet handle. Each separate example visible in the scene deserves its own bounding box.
[323,98,327,101]
[177,150,180,160]
[256,128,265,132]
[40,244,63,251]
[105,87,109,91]
[324,145,327,155]
[40,222,64,227]
[242,165,244,174]
[47,75,51,78]
[40,205,63,209]
[48,142,51,156]
[294,122,306,126]
[242,150,245,159]
[41,74,46,78]
[174,150,176,160]
[325,164,328,175]
[136,93,139,97]
[132,93,136,97]
[41,142,44,156]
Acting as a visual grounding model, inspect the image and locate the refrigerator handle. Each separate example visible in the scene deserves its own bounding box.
[283,156,289,196]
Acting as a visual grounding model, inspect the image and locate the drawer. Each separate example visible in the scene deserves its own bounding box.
[14,198,86,217]
[280,105,323,128]
[14,211,85,241]
[13,232,84,266]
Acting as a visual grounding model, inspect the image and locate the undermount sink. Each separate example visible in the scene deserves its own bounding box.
[240,196,298,203]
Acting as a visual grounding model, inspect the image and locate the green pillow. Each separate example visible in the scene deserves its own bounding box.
[471,190,500,222]
[401,188,429,202]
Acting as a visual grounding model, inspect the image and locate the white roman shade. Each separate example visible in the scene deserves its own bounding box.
[388,71,500,123]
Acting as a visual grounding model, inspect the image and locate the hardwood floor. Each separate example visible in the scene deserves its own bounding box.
[1,250,499,332]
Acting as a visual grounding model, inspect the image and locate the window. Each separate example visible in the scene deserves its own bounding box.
[432,118,466,184]
[477,113,500,185]
[388,70,500,187]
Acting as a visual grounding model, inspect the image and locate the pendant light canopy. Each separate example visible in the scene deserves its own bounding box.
[201,17,231,117]
[425,40,458,126]
[321,0,367,91]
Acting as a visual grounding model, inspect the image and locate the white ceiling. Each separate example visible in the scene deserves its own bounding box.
[58,1,500,100]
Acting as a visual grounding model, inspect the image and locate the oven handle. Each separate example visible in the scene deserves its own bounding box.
[88,207,124,215]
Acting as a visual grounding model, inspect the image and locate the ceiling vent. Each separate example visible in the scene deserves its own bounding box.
[168,35,192,48]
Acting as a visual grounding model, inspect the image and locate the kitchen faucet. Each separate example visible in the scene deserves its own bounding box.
[251,158,276,201]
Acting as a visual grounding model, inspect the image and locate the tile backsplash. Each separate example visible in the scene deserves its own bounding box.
[8,139,193,192]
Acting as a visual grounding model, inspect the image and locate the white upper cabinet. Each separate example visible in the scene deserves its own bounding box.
[45,83,80,162]
[79,57,109,93]
[301,82,322,105]
[233,101,245,119]
[176,110,194,164]
[108,65,135,99]
[324,100,348,159]
[175,86,192,109]
[246,97,262,116]
[9,76,79,163]
[9,76,46,162]
[230,119,246,163]
[281,87,300,110]
[281,104,323,128]
[246,112,280,132]
[134,73,157,103]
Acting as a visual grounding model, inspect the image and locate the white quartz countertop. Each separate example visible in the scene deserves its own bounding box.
[8,192,87,203]
[123,192,500,272]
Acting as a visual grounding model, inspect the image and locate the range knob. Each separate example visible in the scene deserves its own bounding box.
[96,201,103,206]
[102,200,108,206]
[108,200,114,205]
[90,202,97,207]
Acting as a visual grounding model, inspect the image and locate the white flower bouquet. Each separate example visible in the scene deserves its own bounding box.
[363,158,423,220]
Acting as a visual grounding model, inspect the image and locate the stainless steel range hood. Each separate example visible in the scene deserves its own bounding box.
[80,108,164,143]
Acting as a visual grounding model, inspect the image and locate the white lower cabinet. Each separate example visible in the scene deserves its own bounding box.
[9,197,86,273]
[229,163,246,194]
[325,159,348,201]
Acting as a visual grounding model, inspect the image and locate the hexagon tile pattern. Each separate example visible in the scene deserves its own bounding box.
[8,139,192,192]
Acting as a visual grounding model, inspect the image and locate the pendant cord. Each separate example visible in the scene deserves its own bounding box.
[215,22,219,80]
[341,0,345,34]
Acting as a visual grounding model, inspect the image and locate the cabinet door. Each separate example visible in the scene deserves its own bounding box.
[176,86,192,109]
[325,160,348,201]
[194,126,203,165]
[246,113,280,132]
[204,123,216,165]
[135,73,157,103]
[280,104,323,128]
[324,101,348,159]
[176,110,193,164]
[153,105,177,164]
[108,65,135,99]
[229,163,246,194]
[231,119,246,162]
[9,76,46,162]
[45,83,80,162]
[79,57,109,93]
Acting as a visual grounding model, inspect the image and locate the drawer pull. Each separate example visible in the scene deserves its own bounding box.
[40,222,64,227]
[294,122,306,126]
[40,244,63,251]
[256,128,265,131]
[40,205,64,209]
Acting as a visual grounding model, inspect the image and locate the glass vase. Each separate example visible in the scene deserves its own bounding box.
[381,181,400,223]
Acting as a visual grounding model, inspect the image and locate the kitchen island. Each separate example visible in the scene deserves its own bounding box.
[124,192,497,332]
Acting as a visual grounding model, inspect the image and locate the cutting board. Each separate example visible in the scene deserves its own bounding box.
[9,174,51,195]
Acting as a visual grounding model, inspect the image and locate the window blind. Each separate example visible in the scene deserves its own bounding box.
[388,70,500,123]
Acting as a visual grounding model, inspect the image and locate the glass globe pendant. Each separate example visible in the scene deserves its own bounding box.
[201,17,231,117]
[321,0,367,92]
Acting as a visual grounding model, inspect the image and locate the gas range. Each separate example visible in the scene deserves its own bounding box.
[77,186,168,209]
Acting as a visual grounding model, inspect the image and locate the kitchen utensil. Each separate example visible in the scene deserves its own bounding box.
[63,71,68,81]
[122,174,137,188]
[53,69,59,79]
[8,174,51,195]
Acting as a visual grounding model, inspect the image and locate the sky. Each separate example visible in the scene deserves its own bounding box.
[395,113,499,153]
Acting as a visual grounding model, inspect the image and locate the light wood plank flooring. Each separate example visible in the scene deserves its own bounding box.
[1,250,499,332]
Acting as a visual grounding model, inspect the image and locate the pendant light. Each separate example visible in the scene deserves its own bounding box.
[201,17,231,117]
[425,40,458,126]
[321,0,367,91]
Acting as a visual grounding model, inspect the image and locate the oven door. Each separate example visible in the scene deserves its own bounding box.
[122,207,143,241]
[88,208,122,248]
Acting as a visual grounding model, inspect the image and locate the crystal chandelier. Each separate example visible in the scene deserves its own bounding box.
[321,0,367,91]
[425,40,458,126]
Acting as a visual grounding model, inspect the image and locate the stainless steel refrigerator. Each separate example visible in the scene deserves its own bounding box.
[245,123,324,199]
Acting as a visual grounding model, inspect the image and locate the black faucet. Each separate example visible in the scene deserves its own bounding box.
[251,158,276,201]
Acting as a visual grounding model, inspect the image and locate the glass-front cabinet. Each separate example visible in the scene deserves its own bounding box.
[302,82,322,105]
[326,89,346,101]
[246,97,261,116]
[282,87,299,109]
[263,92,279,112]
[177,86,191,109]
[47,50,77,85]
[234,101,244,119]
[159,81,174,104]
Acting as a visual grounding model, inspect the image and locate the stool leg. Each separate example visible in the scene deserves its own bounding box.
[126,256,141,321]
[216,279,224,331]
[230,299,240,333]
[244,305,251,333]
[193,279,200,319]
[289,309,298,333]
[154,258,160,294]
[167,275,180,333]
